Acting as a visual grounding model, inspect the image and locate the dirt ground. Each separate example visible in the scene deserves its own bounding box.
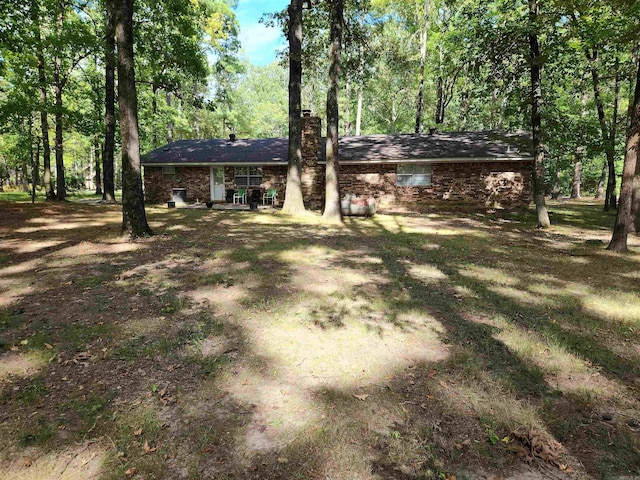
[0,199,639,479]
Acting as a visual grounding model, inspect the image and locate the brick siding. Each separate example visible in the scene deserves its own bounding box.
[144,117,532,209]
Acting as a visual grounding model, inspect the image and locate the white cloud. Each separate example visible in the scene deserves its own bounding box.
[238,22,285,66]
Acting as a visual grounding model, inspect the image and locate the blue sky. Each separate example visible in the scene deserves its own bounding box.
[236,0,289,66]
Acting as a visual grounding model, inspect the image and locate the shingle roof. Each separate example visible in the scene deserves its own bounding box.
[142,131,533,166]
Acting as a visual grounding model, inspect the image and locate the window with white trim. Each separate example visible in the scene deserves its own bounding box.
[234,166,262,186]
[162,166,175,180]
[396,164,432,186]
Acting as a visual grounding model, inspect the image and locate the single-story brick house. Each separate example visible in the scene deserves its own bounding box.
[142,114,533,210]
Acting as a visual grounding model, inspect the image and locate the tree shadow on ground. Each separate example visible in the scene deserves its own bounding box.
[0,201,638,479]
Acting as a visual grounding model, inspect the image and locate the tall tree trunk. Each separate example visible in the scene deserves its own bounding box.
[586,48,617,210]
[490,88,498,130]
[152,82,159,147]
[32,0,53,199]
[32,118,40,203]
[166,92,174,144]
[571,149,582,198]
[414,1,428,134]
[192,82,200,138]
[344,80,352,135]
[607,59,640,252]
[460,67,470,131]
[529,0,550,228]
[282,0,306,215]
[322,0,343,222]
[435,42,444,125]
[94,135,102,195]
[595,161,607,199]
[435,76,444,125]
[355,43,364,136]
[110,0,151,237]
[356,88,363,135]
[54,1,65,200]
[629,49,640,233]
[572,90,587,199]
[551,158,560,200]
[103,3,116,203]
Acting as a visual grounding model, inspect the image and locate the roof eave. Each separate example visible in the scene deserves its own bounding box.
[324,156,534,165]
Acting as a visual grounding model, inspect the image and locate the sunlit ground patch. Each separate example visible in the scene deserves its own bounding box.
[52,241,144,258]
[404,262,448,284]
[489,285,555,307]
[581,290,640,325]
[0,352,46,382]
[0,239,66,255]
[0,441,104,480]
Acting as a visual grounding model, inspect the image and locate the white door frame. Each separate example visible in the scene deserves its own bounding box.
[210,166,225,201]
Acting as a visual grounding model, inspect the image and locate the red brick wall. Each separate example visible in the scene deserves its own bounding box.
[144,166,210,203]
[338,161,532,208]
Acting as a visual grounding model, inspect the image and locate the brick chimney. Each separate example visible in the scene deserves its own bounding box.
[301,114,323,209]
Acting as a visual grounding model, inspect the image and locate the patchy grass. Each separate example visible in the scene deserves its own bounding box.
[0,198,639,479]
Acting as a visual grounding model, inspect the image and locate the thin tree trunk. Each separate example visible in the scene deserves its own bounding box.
[355,43,364,136]
[32,120,40,203]
[435,41,444,125]
[54,1,65,200]
[345,80,352,135]
[529,0,550,228]
[607,60,640,252]
[490,88,498,130]
[435,76,444,125]
[166,92,174,144]
[282,0,306,215]
[460,66,470,131]
[27,117,35,199]
[571,150,581,198]
[629,49,640,233]
[32,0,53,199]
[192,82,200,138]
[94,135,102,195]
[356,88,363,135]
[596,161,607,199]
[103,3,116,203]
[110,0,151,237]
[551,159,560,200]
[586,48,617,210]
[322,0,343,222]
[152,82,159,147]
[414,1,428,134]
[572,90,587,199]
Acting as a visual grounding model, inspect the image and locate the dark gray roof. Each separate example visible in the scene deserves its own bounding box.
[143,137,289,165]
[142,131,533,166]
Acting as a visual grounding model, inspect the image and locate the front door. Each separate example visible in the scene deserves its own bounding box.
[210,167,225,201]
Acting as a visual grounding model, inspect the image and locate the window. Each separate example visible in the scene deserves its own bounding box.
[396,164,431,186]
[162,166,175,180]
[234,166,262,186]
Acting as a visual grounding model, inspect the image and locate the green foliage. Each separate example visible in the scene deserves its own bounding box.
[1,0,638,197]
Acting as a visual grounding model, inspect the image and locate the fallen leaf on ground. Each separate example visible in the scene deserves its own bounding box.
[513,430,563,463]
[125,467,137,475]
[354,393,369,401]
[144,440,157,453]
[277,457,288,464]
[133,427,143,436]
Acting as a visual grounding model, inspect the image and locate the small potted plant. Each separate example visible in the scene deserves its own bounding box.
[206,200,214,208]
